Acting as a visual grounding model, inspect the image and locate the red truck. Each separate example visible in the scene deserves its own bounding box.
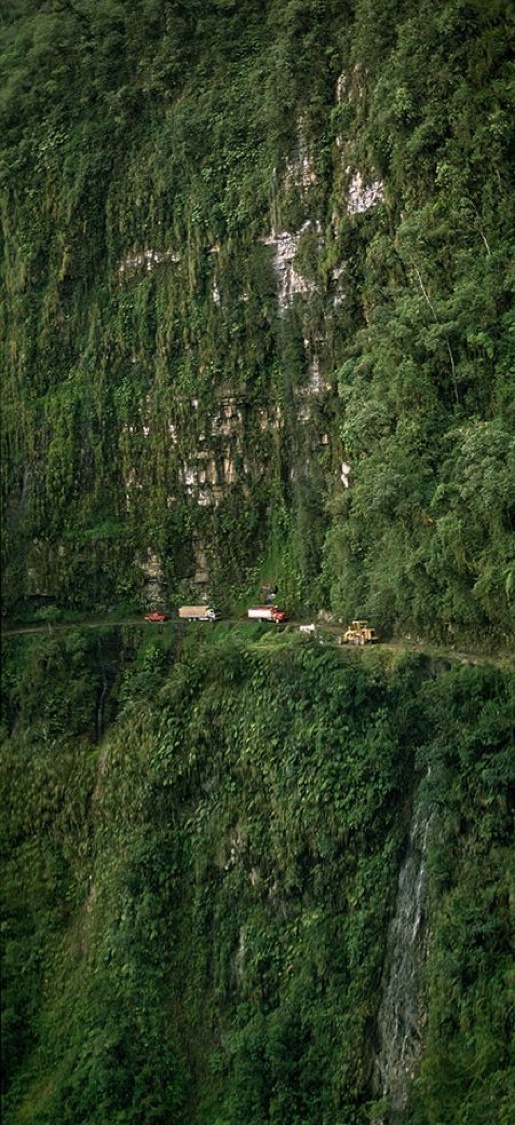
[247,606,288,623]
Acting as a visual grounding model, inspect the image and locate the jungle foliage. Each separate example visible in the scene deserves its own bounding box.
[1,627,514,1123]
[1,3,514,1118]
[1,0,514,643]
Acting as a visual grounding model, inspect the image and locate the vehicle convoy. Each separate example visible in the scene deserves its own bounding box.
[339,619,379,645]
[178,605,220,620]
[144,611,168,623]
[247,605,288,623]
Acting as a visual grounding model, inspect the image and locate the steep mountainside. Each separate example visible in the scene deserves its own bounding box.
[1,7,514,1119]
[1,626,514,1123]
[1,0,514,643]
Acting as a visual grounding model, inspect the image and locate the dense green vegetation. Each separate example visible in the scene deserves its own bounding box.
[1,2,514,1122]
[1,0,514,641]
[1,626,513,1122]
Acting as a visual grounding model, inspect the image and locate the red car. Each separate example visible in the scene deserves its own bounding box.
[144,611,168,623]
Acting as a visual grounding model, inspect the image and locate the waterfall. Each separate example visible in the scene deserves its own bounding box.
[96,665,111,741]
[374,789,432,1121]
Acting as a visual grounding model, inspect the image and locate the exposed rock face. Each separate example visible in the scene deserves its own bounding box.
[346,170,385,214]
[374,793,432,1121]
[263,222,320,312]
[139,551,164,606]
[118,247,180,274]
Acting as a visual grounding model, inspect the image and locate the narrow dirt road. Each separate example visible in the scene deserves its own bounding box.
[1,614,512,667]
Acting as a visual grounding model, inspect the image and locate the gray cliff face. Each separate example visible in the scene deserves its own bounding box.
[374,791,433,1120]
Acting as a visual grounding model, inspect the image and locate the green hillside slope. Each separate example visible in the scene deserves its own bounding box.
[1,627,513,1122]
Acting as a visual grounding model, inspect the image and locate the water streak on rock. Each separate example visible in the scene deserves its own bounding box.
[375,792,432,1121]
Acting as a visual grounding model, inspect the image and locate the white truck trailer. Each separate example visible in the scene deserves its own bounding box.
[178,606,220,620]
[247,606,288,623]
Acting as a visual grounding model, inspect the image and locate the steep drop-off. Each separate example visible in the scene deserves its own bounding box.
[1,626,513,1122]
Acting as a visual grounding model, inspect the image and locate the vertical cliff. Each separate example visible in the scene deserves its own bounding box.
[1,1,513,642]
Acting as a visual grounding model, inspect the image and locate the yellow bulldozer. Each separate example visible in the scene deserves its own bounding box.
[339,620,379,646]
